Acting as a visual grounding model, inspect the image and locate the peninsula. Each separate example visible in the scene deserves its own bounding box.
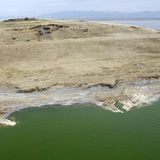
[0,18,160,125]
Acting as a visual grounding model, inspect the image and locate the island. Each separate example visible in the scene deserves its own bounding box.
[0,18,160,126]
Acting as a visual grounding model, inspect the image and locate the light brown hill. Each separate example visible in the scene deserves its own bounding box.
[0,19,160,92]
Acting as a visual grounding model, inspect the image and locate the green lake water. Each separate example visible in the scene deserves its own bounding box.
[0,102,160,160]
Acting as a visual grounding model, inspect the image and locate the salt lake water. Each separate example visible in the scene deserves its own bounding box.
[0,102,160,160]
[98,20,160,30]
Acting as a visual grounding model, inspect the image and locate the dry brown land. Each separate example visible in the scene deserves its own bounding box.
[0,19,160,125]
[0,19,160,91]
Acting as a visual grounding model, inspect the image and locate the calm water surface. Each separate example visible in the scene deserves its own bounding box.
[0,102,160,160]
[100,20,160,30]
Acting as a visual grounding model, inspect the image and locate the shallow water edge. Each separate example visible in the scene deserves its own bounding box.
[0,79,160,126]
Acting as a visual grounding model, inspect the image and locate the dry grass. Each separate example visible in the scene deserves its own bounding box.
[0,19,160,91]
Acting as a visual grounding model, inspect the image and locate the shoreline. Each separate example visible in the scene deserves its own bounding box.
[0,79,160,126]
[0,19,160,126]
[89,20,159,31]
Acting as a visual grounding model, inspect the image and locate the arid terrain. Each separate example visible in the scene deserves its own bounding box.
[0,18,160,125]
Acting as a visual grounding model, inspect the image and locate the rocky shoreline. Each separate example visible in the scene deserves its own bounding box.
[0,79,160,126]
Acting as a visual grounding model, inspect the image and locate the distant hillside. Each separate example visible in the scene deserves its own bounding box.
[0,16,23,20]
[41,11,160,20]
